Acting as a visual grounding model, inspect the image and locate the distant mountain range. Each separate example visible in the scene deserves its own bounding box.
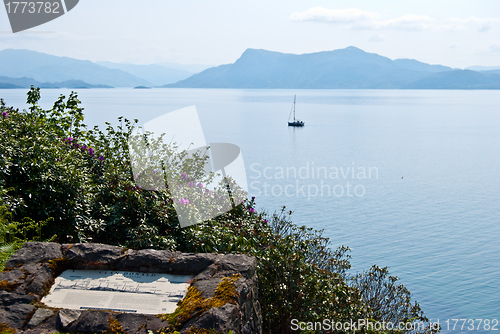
[1,47,500,89]
[0,76,112,89]
[95,61,193,86]
[0,49,202,88]
[165,47,500,89]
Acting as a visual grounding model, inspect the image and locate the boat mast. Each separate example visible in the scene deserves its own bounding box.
[293,95,296,121]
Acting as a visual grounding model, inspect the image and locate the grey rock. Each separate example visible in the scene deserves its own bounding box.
[0,290,36,306]
[69,311,110,333]
[117,249,218,275]
[1,242,262,334]
[63,243,126,268]
[145,315,169,332]
[24,263,54,294]
[21,314,58,334]
[192,277,223,299]
[27,308,55,327]
[0,268,27,285]
[57,309,82,330]
[182,303,239,333]
[4,242,62,269]
[173,253,219,274]
[115,313,147,334]
[217,254,256,278]
[0,303,36,328]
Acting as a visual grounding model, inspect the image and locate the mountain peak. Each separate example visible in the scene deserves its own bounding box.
[343,46,364,52]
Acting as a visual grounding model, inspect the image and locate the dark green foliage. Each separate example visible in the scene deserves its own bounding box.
[0,87,180,248]
[0,88,437,333]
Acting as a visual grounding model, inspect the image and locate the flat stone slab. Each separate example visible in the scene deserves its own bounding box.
[42,269,191,314]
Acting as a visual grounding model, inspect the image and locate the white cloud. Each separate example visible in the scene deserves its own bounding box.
[291,7,499,33]
[290,7,379,23]
[448,43,459,49]
[489,42,500,53]
[368,33,386,42]
[366,14,434,31]
[442,17,500,32]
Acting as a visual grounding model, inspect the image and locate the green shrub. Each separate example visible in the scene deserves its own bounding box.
[0,88,437,333]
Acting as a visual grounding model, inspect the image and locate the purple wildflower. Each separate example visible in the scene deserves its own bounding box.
[98,156,104,161]
[248,208,255,213]
[178,198,190,205]
[181,172,187,179]
[188,182,193,187]
[264,219,268,223]
[197,182,203,188]
[1,112,8,117]
[88,148,94,155]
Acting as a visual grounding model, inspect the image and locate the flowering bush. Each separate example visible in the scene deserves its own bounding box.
[0,88,436,334]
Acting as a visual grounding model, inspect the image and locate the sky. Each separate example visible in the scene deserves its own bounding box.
[1,0,500,68]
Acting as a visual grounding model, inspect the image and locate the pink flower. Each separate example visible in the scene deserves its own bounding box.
[197,182,203,188]
[178,198,190,205]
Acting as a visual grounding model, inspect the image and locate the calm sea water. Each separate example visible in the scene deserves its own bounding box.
[2,88,499,332]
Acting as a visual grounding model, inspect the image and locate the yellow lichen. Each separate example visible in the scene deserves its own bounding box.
[0,280,18,292]
[47,257,71,275]
[159,274,242,330]
[0,323,16,334]
[107,317,125,334]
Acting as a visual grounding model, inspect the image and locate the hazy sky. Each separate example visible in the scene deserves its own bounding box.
[1,0,499,68]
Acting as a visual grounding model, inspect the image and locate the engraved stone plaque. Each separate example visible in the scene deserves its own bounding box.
[41,269,192,314]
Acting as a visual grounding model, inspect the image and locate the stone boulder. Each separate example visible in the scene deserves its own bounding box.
[0,242,262,334]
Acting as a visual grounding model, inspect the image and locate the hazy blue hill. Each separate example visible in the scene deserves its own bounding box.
[393,58,452,73]
[165,47,456,89]
[154,61,213,74]
[96,61,192,86]
[404,70,500,89]
[481,69,500,75]
[0,76,112,89]
[0,82,22,89]
[0,49,150,87]
[466,65,500,71]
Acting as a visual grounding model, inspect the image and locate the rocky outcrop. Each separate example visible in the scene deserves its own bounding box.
[0,242,262,334]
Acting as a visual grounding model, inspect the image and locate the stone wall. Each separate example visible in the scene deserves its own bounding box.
[0,242,262,334]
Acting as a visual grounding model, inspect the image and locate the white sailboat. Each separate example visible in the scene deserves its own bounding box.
[288,95,304,127]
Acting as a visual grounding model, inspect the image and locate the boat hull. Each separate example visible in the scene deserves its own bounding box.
[288,121,304,127]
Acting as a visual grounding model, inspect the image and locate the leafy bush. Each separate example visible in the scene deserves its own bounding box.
[0,88,438,333]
